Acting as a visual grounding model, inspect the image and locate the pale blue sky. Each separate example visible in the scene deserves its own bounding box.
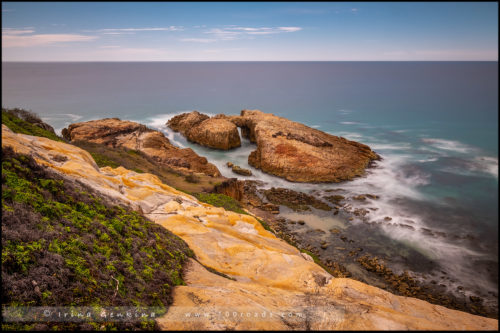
[2,2,498,61]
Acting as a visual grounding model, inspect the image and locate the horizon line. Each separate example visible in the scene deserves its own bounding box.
[2,60,498,63]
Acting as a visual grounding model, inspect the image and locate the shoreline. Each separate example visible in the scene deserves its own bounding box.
[2,122,497,330]
[238,181,498,319]
[3,108,497,325]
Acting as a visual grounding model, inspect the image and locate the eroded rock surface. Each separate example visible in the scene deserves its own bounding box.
[227,110,380,182]
[168,112,241,150]
[62,118,220,177]
[3,125,497,331]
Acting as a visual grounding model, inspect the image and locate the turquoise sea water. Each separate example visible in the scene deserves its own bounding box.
[2,61,498,303]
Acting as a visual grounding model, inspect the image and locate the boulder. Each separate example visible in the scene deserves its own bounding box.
[168,112,241,150]
[231,165,252,176]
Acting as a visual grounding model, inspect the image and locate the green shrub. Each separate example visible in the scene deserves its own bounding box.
[193,193,246,215]
[2,108,63,142]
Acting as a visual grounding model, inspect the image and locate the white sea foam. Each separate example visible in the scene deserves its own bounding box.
[340,121,359,125]
[417,157,439,163]
[474,156,499,178]
[333,131,364,141]
[311,125,321,128]
[370,142,412,151]
[440,156,499,179]
[143,110,215,130]
[421,138,475,154]
[338,109,353,114]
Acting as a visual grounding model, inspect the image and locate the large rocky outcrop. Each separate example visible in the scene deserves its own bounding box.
[227,110,379,182]
[167,112,241,150]
[168,110,379,182]
[61,118,220,177]
[2,125,497,330]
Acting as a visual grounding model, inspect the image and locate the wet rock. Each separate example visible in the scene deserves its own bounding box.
[353,195,367,201]
[231,165,252,176]
[298,220,305,225]
[263,187,331,212]
[226,162,234,168]
[470,296,482,303]
[397,223,415,230]
[384,216,392,221]
[324,194,345,204]
[421,228,434,236]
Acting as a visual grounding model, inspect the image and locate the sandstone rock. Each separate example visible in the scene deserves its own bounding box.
[62,118,220,177]
[231,165,252,176]
[213,178,244,201]
[167,111,209,134]
[168,112,241,150]
[229,110,380,183]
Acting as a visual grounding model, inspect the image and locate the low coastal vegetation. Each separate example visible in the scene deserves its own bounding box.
[192,192,273,232]
[1,108,63,142]
[1,146,194,330]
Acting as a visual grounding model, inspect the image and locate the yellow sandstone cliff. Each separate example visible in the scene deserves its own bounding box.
[2,124,497,330]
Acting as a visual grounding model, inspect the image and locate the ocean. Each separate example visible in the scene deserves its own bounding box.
[2,61,498,308]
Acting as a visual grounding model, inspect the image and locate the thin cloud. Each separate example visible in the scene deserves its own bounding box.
[2,28,36,35]
[101,32,135,35]
[278,27,302,32]
[3,33,97,47]
[203,26,302,41]
[96,26,183,33]
[180,38,217,43]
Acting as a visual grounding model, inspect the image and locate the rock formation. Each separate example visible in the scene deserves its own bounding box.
[62,118,220,177]
[214,178,245,201]
[3,125,497,330]
[168,112,241,150]
[230,164,253,176]
[168,110,380,183]
[226,110,380,182]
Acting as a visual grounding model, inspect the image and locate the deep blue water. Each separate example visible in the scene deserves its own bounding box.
[2,61,498,301]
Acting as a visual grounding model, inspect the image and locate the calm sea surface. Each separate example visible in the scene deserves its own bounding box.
[2,61,498,303]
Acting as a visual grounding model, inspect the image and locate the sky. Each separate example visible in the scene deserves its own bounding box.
[1,2,498,61]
